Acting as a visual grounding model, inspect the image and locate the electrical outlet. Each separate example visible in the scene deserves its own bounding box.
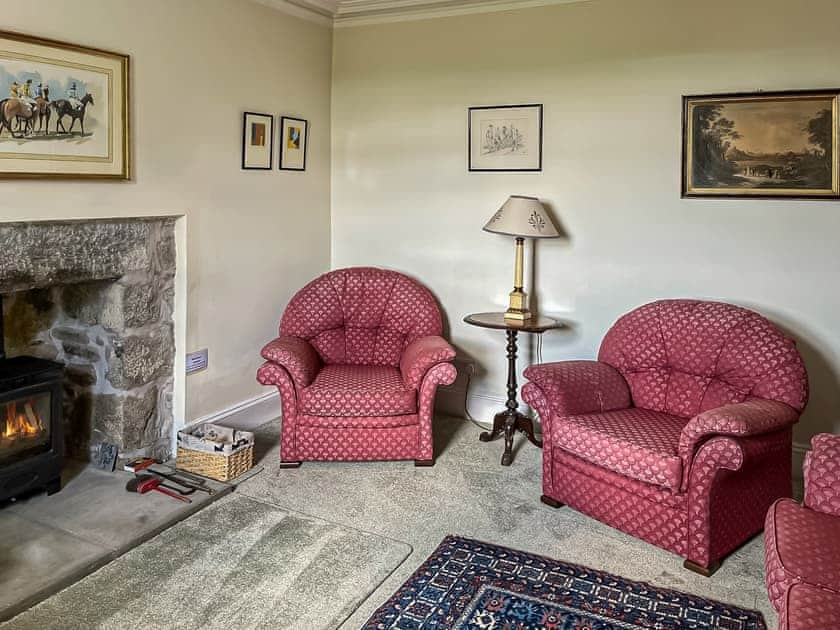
[186,348,208,374]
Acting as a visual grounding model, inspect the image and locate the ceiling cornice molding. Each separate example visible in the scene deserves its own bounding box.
[252,0,336,25]
[253,0,591,27]
[334,0,590,26]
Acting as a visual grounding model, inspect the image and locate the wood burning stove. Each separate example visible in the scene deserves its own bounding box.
[0,295,63,502]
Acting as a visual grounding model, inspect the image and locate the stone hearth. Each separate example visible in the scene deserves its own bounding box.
[0,218,176,461]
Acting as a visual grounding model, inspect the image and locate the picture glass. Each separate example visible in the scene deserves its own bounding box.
[0,30,128,178]
[684,92,839,197]
[469,105,542,171]
[279,117,307,170]
[242,112,272,169]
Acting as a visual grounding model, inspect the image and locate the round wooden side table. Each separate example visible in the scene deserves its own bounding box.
[463,312,564,466]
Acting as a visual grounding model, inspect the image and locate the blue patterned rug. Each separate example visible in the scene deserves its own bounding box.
[363,536,766,629]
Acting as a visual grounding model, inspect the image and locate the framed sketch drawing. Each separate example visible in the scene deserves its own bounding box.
[242,112,273,170]
[0,29,129,179]
[469,104,543,172]
[683,90,839,199]
[279,116,308,171]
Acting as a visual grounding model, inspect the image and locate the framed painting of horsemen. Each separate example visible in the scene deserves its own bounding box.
[682,90,839,199]
[0,30,129,179]
[468,104,542,172]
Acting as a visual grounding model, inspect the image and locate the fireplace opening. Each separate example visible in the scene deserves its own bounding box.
[0,295,64,502]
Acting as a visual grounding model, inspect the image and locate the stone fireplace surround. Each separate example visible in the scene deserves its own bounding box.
[0,217,177,462]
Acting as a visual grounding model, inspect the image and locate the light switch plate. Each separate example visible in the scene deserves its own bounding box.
[186,348,208,374]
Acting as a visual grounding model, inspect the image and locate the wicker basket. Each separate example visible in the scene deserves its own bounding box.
[176,445,253,482]
[176,423,254,482]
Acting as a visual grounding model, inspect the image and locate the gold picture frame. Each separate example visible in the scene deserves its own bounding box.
[682,90,839,199]
[0,29,130,180]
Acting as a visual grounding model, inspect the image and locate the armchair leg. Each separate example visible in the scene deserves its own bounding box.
[277,461,302,469]
[540,495,564,508]
[414,459,435,467]
[683,558,721,577]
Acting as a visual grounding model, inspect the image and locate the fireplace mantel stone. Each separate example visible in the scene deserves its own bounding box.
[0,217,176,293]
[0,217,177,461]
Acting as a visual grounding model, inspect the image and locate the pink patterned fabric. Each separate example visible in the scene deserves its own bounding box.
[784,584,840,630]
[400,335,457,389]
[764,498,840,629]
[764,432,840,629]
[552,450,689,556]
[687,429,791,567]
[279,267,442,366]
[260,335,321,388]
[551,408,687,491]
[299,413,418,429]
[257,268,456,463]
[293,424,421,461]
[598,300,808,418]
[804,433,840,517]
[523,361,631,417]
[524,299,809,572]
[300,364,416,416]
[678,398,799,482]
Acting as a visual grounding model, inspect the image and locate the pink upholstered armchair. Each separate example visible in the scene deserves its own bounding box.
[522,299,808,575]
[765,433,840,629]
[257,267,457,466]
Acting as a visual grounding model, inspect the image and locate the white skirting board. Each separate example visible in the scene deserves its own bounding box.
[187,390,281,432]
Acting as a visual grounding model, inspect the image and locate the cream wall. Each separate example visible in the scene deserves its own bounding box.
[331,0,840,447]
[2,0,332,422]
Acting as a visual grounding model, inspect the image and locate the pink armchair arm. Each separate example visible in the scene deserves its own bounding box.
[804,433,840,517]
[522,361,631,418]
[260,335,321,388]
[678,398,800,466]
[400,335,456,389]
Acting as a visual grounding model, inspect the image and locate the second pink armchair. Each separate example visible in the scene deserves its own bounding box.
[523,299,809,575]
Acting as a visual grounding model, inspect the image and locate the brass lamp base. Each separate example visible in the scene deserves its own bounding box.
[504,287,532,322]
[504,308,532,322]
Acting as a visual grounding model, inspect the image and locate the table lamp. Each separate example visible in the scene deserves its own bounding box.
[483,195,560,322]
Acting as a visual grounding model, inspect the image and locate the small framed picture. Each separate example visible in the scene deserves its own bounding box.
[682,90,839,199]
[279,116,308,171]
[469,104,543,172]
[241,112,274,170]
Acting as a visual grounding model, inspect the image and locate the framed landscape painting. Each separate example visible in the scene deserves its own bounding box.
[0,29,129,179]
[278,116,308,171]
[469,104,542,172]
[241,112,273,170]
[682,90,839,199]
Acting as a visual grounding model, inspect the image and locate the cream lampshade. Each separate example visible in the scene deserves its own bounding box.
[483,195,560,322]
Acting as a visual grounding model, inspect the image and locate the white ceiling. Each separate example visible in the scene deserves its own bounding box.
[257,0,588,26]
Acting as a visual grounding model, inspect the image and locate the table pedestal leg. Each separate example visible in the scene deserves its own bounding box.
[478,329,543,466]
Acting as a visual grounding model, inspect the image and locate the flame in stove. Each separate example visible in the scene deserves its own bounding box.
[2,400,45,440]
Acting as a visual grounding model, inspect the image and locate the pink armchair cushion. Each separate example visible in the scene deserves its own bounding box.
[260,335,321,388]
[522,360,631,418]
[299,364,416,417]
[804,433,840,517]
[764,498,840,609]
[399,335,456,389]
[598,300,808,419]
[279,267,443,367]
[552,407,688,491]
[677,398,800,466]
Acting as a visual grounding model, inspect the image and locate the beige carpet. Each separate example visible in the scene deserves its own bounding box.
[235,415,777,628]
[2,494,410,630]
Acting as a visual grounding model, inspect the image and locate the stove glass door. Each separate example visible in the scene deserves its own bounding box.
[0,390,51,465]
